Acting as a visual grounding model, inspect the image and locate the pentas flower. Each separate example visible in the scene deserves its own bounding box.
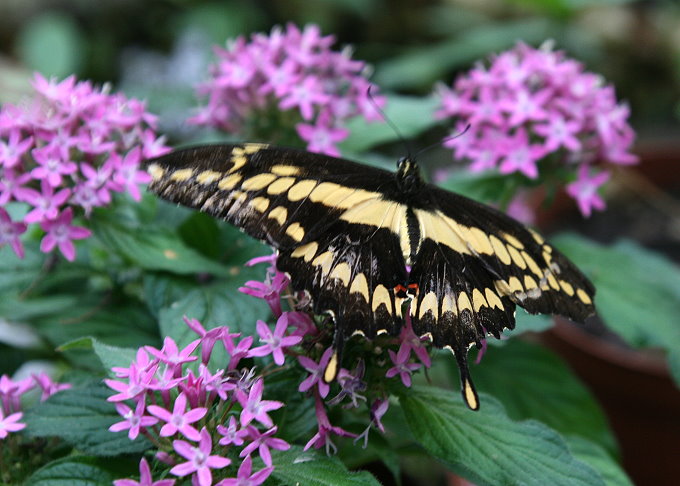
[436,41,637,217]
[108,316,290,485]
[0,73,169,260]
[386,345,421,388]
[216,454,273,486]
[566,166,611,217]
[148,392,207,441]
[114,458,176,486]
[0,372,70,440]
[39,208,91,261]
[298,347,333,398]
[191,23,385,156]
[249,315,302,365]
[304,394,356,455]
[236,379,284,428]
[0,207,27,258]
[239,425,290,467]
[0,409,25,439]
[170,428,231,486]
[110,399,159,440]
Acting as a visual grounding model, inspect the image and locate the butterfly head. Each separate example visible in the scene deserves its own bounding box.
[396,157,422,195]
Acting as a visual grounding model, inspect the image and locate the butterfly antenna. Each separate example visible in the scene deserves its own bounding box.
[414,123,471,159]
[366,86,414,158]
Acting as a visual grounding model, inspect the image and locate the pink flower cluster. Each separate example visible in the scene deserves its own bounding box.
[0,372,71,440]
[190,24,385,157]
[0,74,170,260]
[106,317,292,486]
[436,41,637,217]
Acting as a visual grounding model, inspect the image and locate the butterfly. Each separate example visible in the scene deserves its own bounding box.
[145,143,595,410]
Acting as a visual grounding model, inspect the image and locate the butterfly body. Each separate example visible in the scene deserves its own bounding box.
[146,143,595,410]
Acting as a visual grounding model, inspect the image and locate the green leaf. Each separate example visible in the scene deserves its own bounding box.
[553,234,680,385]
[399,386,605,486]
[24,455,136,486]
[0,244,44,293]
[22,382,151,456]
[92,220,233,277]
[566,436,634,486]
[60,337,137,374]
[374,19,552,90]
[157,270,270,348]
[15,11,84,78]
[268,446,382,486]
[471,339,616,453]
[33,300,157,349]
[340,94,441,153]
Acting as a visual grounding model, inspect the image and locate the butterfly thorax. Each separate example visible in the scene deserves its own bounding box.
[396,157,422,196]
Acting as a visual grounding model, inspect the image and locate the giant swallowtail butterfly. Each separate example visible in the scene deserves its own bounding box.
[146,143,595,410]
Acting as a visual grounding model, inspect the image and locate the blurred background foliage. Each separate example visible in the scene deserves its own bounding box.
[1,0,680,139]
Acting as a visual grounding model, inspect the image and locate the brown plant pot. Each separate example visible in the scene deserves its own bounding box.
[541,318,680,486]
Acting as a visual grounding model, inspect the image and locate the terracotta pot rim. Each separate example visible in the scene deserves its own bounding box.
[551,317,669,377]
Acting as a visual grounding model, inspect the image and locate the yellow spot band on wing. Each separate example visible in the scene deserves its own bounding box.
[372,285,391,313]
[559,279,575,296]
[349,273,369,302]
[291,241,318,262]
[329,262,351,286]
[249,197,269,213]
[485,288,504,310]
[419,291,438,319]
[242,173,277,191]
[196,170,222,184]
[268,206,288,225]
[147,163,165,180]
[490,235,512,265]
[472,288,488,311]
[287,179,317,201]
[457,292,472,313]
[267,177,297,195]
[285,222,305,242]
[218,173,242,190]
[576,288,592,305]
[270,164,300,176]
[503,233,524,249]
[170,168,194,181]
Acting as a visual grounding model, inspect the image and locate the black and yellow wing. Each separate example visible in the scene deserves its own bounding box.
[146,143,595,410]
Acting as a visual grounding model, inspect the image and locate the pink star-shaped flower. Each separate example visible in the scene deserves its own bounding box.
[296,116,349,157]
[566,166,610,217]
[30,144,77,187]
[385,345,421,388]
[32,372,72,401]
[0,208,27,258]
[109,398,158,440]
[298,347,333,398]
[304,395,356,455]
[217,415,249,447]
[248,315,302,366]
[147,392,207,441]
[170,428,231,486]
[114,457,176,486]
[39,208,91,261]
[236,378,283,428]
[215,455,273,486]
[0,408,25,439]
[146,337,199,373]
[15,180,71,224]
[239,425,290,467]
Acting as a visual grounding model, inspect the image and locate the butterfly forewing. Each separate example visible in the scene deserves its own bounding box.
[146,143,596,410]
